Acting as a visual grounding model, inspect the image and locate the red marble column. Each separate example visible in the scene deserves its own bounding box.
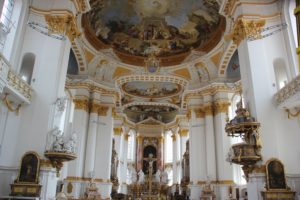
[136,135,143,171]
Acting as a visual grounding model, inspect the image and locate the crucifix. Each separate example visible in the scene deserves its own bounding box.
[143,153,157,195]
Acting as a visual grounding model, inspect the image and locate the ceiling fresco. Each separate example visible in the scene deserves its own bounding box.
[122,81,181,98]
[124,104,178,123]
[87,0,222,58]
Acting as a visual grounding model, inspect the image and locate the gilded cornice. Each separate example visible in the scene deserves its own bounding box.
[73,99,89,111]
[196,180,234,185]
[65,176,111,183]
[70,0,90,13]
[65,80,117,96]
[225,18,266,46]
[223,0,238,17]
[213,101,230,114]
[44,13,81,42]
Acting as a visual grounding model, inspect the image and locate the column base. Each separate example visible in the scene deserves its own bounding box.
[97,182,112,199]
[188,184,202,200]
[247,173,266,200]
[0,166,18,196]
[119,183,127,194]
[39,167,58,200]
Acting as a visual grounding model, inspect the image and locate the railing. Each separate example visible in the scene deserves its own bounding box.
[0,54,32,103]
[7,69,32,101]
[274,75,300,106]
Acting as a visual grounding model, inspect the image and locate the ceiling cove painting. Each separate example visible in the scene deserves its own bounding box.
[124,104,178,123]
[122,81,181,98]
[87,0,221,57]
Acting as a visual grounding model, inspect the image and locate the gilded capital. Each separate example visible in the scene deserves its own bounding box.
[98,106,109,116]
[137,134,143,143]
[124,133,129,141]
[113,127,122,136]
[45,14,81,41]
[213,101,230,115]
[194,108,205,118]
[73,99,89,111]
[171,134,177,141]
[202,103,214,116]
[225,18,266,46]
[179,128,189,137]
[90,102,101,113]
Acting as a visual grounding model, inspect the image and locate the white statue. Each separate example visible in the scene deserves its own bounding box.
[52,135,64,152]
[63,133,77,153]
[131,168,137,183]
[161,171,168,184]
[155,169,161,183]
[138,170,145,183]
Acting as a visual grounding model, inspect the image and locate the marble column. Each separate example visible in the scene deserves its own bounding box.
[84,98,101,178]
[157,134,164,171]
[203,99,217,181]
[136,134,143,172]
[94,106,113,199]
[295,0,300,71]
[172,130,179,184]
[65,98,89,198]
[120,132,129,193]
[188,109,207,200]
[213,100,233,199]
[179,128,189,158]
[113,127,123,189]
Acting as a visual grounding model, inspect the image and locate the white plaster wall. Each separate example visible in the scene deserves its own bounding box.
[14,13,71,162]
[0,167,18,196]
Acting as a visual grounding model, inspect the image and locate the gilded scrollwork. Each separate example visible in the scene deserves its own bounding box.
[45,14,81,42]
[226,18,266,46]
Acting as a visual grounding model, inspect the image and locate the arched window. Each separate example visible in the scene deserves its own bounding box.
[164,131,173,163]
[19,52,35,84]
[127,130,135,161]
[289,1,297,47]
[67,49,79,75]
[0,0,14,33]
[273,58,289,90]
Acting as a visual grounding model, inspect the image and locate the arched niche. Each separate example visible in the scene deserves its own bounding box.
[273,58,289,90]
[143,145,157,175]
[67,49,79,75]
[19,52,35,84]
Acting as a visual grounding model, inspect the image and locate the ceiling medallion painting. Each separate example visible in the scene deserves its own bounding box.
[124,104,178,123]
[122,81,181,98]
[86,0,224,65]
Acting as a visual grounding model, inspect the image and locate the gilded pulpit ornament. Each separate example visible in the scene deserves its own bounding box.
[225,100,262,181]
[45,13,81,42]
[225,18,266,46]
